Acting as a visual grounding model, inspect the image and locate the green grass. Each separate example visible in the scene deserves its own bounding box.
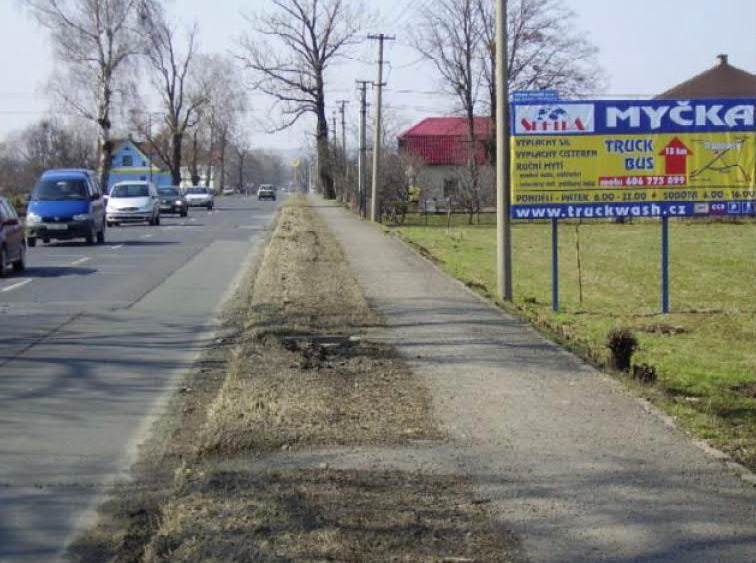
[393,214,756,470]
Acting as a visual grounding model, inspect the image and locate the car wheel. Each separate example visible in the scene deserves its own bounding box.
[42,238,50,245]
[27,237,37,248]
[0,246,6,278]
[85,224,96,245]
[12,244,26,272]
[180,210,187,217]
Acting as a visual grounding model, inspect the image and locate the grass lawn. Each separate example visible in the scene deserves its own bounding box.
[392,213,756,470]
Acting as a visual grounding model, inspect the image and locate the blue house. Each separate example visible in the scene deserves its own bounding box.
[107,139,173,191]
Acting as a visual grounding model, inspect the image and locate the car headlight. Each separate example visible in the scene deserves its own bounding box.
[73,213,91,221]
[26,212,41,225]
[175,200,184,205]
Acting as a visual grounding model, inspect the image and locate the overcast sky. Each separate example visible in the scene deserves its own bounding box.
[1,0,755,153]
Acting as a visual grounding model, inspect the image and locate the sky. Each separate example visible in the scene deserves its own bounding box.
[1,0,755,154]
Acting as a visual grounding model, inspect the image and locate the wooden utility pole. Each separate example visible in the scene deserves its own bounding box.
[368,33,395,222]
[332,111,338,148]
[337,100,349,156]
[337,99,350,204]
[496,0,512,301]
[356,80,370,219]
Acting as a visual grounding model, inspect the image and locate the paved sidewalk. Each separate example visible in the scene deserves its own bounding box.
[313,199,756,563]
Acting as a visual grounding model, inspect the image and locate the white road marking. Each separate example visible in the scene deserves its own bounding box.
[109,244,124,250]
[141,234,153,239]
[1,279,32,293]
[70,257,90,266]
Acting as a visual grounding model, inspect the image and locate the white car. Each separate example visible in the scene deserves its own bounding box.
[184,187,215,209]
[106,181,161,226]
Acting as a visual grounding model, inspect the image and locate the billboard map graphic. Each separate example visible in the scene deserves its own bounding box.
[510,99,756,219]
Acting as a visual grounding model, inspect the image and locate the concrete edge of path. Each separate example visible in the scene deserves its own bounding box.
[313,196,756,488]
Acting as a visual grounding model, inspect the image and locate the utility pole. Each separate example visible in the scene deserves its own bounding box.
[496,0,512,301]
[332,111,338,149]
[356,80,369,219]
[496,0,513,301]
[337,100,349,156]
[368,33,395,222]
[337,99,350,204]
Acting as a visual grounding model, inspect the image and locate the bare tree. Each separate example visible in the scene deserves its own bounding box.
[412,0,484,223]
[237,0,370,199]
[137,5,204,185]
[190,54,246,190]
[24,0,145,189]
[478,0,606,139]
[0,118,96,202]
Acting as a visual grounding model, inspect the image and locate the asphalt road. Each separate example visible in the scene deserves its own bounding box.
[0,194,281,563]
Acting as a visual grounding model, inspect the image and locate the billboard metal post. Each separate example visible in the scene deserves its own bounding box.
[552,217,559,312]
[662,216,670,314]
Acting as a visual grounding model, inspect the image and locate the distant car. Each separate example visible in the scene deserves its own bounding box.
[107,181,161,226]
[184,187,215,209]
[157,186,188,217]
[25,168,106,247]
[222,186,235,196]
[0,196,26,277]
[258,185,276,201]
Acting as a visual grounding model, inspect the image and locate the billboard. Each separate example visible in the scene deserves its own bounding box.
[510,99,756,219]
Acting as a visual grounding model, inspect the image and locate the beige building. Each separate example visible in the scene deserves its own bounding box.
[398,117,493,206]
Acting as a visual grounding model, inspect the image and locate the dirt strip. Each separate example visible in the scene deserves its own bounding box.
[68,196,524,563]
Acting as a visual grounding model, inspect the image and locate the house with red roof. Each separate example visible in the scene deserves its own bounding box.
[398,117,493,204]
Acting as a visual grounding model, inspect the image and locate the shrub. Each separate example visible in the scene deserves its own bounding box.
[606,327,638,372]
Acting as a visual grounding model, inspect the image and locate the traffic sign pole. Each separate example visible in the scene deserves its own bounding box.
[662,215,670,314]
[552,217,559,312]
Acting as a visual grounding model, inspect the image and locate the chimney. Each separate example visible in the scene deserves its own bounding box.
[717,53,728,66]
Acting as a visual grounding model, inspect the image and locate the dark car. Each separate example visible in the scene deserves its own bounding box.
[0,196,26,277]
[25,169,106,247]
[157,186,188,217]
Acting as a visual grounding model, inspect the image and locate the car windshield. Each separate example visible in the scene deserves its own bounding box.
[186,188,207,194]
[158,187,180,196]
[31,179,88,201]
[111,184,150,198]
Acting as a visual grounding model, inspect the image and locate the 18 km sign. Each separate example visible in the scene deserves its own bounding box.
[510,98,756,219]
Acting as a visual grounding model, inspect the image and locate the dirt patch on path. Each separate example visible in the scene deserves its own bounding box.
[68,196,523,563]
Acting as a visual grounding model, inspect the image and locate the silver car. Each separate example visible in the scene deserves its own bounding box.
[184,187,215,209]
[106,181,161,226]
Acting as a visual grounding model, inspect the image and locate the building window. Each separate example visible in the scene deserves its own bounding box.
[123,155,133,167]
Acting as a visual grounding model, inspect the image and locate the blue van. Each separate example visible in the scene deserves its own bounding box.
[25,169,106,247]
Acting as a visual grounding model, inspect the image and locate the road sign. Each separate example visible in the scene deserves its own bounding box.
[512,89,560,102]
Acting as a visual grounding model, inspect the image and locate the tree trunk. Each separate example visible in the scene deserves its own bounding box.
[205,134,215,189]
[238,150,245,192]
[96,80,113,191]
[315,80,335,199]
[219,134,227,192]
[171,132,182,185]
[190,129,200,185]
